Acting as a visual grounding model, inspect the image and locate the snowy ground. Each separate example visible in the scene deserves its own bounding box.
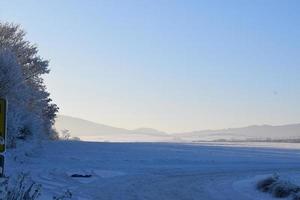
[6,141,300,200]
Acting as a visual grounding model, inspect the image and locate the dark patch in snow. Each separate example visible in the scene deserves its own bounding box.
[70,174,92,178]
[257,175,300,199]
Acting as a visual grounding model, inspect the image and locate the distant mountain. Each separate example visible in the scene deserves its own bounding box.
[131,128,168,136]
[54,115,171,142]
[55,115,300,142]
[174,124,300,141]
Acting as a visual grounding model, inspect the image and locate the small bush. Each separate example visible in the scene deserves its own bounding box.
[0,173,41,200]
[293,191,300,200]
[52,190,72,200]
[257,175,278,192]
[271,181,299,198]
[257,174,300,199]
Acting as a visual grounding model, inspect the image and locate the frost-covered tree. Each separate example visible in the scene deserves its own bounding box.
[0,50,29,147]
[0,22,58,147]
[61,129,71,140]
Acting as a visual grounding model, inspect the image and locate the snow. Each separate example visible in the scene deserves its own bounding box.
[6,141,300,199]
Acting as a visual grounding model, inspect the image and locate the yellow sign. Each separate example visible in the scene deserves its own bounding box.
[0,99,6,153]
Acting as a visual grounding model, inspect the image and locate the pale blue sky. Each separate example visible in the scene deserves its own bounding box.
[1,0,300,132]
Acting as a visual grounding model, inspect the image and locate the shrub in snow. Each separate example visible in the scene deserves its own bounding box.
[59,129,81,141]
[257,174,278,192]
[271,180,299,198]
[0,173,41,200]
[60,129,71,140]
[52,190,72,200]
[293,192,300,200]
[257,175,300,199]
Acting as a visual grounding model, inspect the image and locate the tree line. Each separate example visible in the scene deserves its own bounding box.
[0,22,58,148]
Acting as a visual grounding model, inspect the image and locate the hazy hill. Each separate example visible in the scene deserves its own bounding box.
[55,115,171,142]
[55,115,300,142]
[131,128,168,136]
[175,124,300,141]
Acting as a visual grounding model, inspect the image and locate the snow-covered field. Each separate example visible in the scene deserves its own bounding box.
[6,141,300,199]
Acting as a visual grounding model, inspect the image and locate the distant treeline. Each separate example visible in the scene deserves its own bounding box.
[193,138,300,143]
